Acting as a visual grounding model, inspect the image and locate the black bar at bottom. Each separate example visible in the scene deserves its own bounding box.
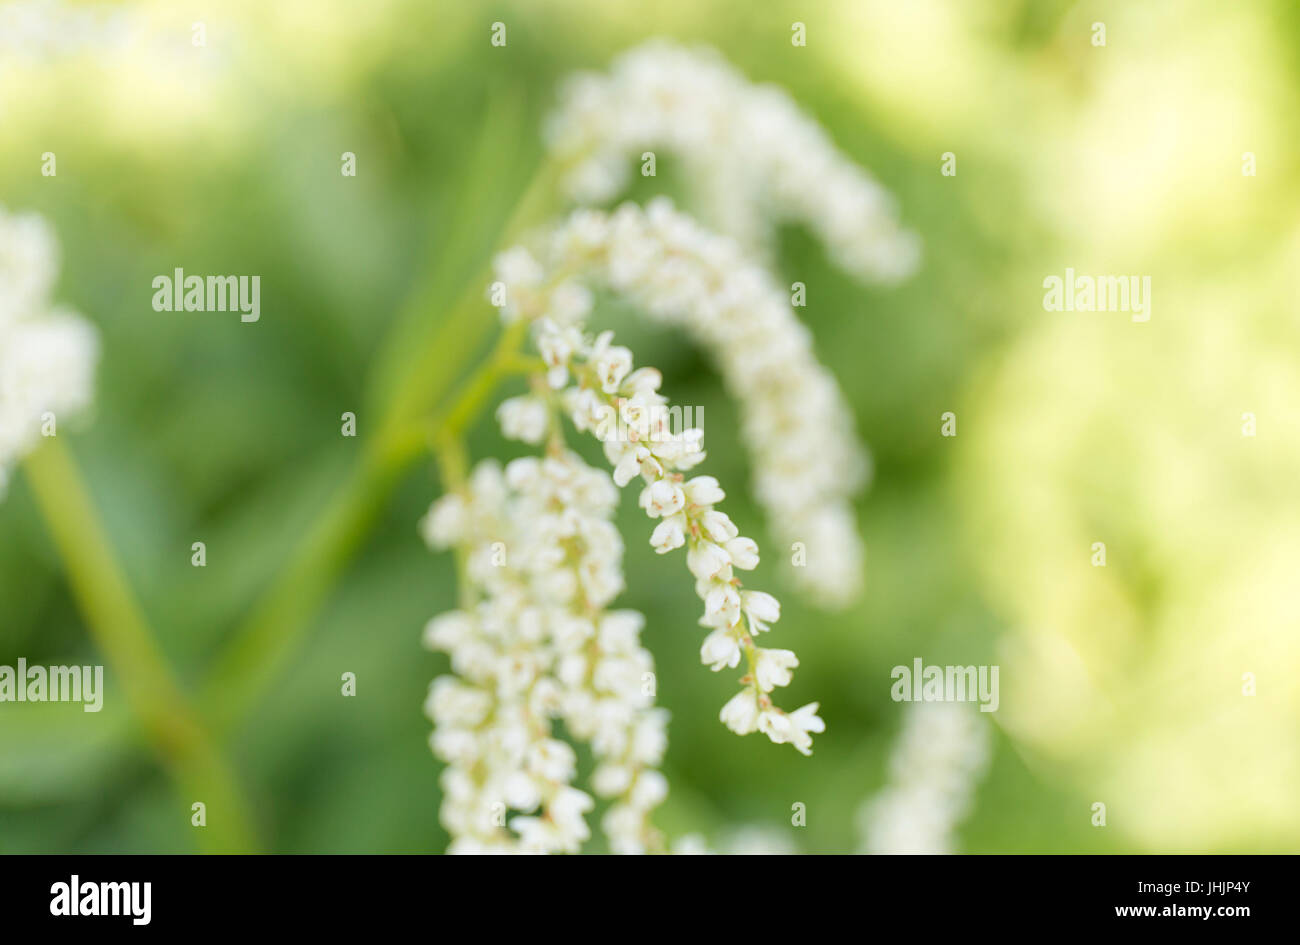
[0,854,1289,932]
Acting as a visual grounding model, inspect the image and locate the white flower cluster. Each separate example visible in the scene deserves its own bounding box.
[496,198,868,606]
[489,207,826,754]
[545,41,920,284]
[0,207,97,496]
[856,702,991,855]
[421,451,669,854]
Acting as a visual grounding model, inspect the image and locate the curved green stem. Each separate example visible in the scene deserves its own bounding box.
[199,443,405,732]
[23,439,259,853]
[428,318,532,443]
[200,151,559,735]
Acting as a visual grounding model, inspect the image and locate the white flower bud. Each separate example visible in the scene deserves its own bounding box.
[698,509,738,542]
[686,540,730,581]
[741,589,780,632]
[753,647,798,691]
[496,395,549,444]
[684,475,725,506]
[700,628,741,671]
[595,344,634,393]
[628,770,668,809]
[704,583,741,628]
[650,514,686,553]
[719,689,761,735]
[640,478,684,518]
[422,611,475,652]
[724,536,759,569]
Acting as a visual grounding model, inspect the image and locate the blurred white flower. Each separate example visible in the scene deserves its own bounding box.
[758,701,825,757]
[753,647,798,692]
[857,701,991,855]
[0,207,97,496]
[421,452,669,854]
[546,40,920,284]
[495,394,549,445]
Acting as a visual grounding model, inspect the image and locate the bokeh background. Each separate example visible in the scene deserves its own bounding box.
[2,0,1298,853]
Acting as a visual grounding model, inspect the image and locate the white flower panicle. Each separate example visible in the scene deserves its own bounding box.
[421,452,669,854]
[0,207,98,496]
[545,41,920,284]
[489,209,826,755]
[856,701,991,855]
[496,197,868,606]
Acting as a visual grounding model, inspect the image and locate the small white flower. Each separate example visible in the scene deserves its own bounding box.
[597,610,644,653]
[548,280,593,324]
[622,366,662,394]
[591,332,634,393]
[639,478,684,518]
[527,739,578,783]
[704,583,741,628]
[650,514,686,553]
[535,319,584,387]
[758,702,825,756]
[700,628,741,671]
[683,475,725,506]
[753,648,798,691]
[686,540,730,581]
[741,590,780,633]
[724,536,759,569]
[697,509,738,543]
[496,395,549,445]
[493,246,544,288]
[608,445,639,487]
[420,494,466,548]
[422,611,476,651]
[719,689,761,735]
[425,676,493,727]
[592,764,633,796]
[628,770,668,809]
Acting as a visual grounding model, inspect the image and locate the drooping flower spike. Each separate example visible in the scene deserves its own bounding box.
[545,40,920,285]
[497,197,869,606]
[488,199,831,754]
[422,453,669,854]
[856,701,991,855]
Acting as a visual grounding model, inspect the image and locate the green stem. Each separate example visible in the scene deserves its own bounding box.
[200,156,559,734]
[428,318,532,442]
[23,439,259,853]
[200,443,404,732]
[432,434,473,611]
